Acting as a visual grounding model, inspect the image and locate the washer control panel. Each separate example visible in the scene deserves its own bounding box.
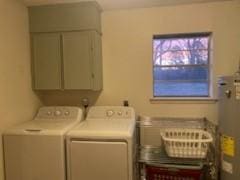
[36,106,82,120]
[87,106,135,119]
[105,109,131,118]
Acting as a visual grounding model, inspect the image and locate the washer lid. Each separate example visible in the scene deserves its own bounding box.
[4,119,80,135]
[67,119,136,139]
[4,106,84,136]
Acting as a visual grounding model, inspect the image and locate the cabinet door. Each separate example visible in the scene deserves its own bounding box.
[91,32,102,90]
[62,32,92,89]
[32,33,62,90]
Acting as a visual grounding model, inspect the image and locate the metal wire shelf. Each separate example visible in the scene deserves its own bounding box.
[139,145,205,167]
[136,116,218,180]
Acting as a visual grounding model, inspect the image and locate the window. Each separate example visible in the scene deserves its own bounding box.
[153,32,211,97]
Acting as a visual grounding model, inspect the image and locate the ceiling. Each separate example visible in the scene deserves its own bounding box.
[23,0,232,10]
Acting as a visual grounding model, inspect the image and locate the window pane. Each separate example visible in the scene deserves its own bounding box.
[153,50,208,66]
[154,82,209,97]
[152,33,211,97]
[154,66,208,81]
[153,37,209,51]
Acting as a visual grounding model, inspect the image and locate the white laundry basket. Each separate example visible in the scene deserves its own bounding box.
[161,128,213,159]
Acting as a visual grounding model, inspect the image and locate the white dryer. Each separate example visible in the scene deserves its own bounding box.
[3,106,83,180]
[66,106,136,180]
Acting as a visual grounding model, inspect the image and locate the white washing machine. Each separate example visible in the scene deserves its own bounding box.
[3,106,83,180]
[66,106,136,180]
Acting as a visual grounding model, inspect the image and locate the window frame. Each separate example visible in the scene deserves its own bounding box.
[152,32,212,98]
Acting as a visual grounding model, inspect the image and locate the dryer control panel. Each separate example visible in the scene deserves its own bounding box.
[87,106,135,119]
[36,106,83,120]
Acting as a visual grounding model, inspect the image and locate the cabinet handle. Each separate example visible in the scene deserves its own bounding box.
[225,90,231,98]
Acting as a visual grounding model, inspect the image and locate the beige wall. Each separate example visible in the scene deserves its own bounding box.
[40,1,240,123]
[95,1,240,122]
[0,0,41,179]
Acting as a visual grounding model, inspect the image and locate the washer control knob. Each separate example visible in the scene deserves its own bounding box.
[47,111,52,115]
[106,110,114,117]
[117,111,122,116]
[55,110,62,116]
[64,111,70,116]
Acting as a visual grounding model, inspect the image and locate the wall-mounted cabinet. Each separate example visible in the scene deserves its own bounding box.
[32,31,102,90]
[29,2,101,34]
[29,2,102,91]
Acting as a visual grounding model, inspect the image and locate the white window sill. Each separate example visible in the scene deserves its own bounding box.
[150,97,218,104]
